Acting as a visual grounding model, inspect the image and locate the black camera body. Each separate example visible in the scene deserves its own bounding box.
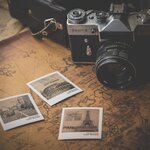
[67,3,150,89]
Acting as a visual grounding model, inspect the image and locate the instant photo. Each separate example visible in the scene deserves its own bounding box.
[58,107,103,140]
[27,71,82,106]
[0,93,44,131]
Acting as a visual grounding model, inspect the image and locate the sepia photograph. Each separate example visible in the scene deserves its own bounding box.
[27,71,83,106]
[0,93,44,130]
[58,107,103,140]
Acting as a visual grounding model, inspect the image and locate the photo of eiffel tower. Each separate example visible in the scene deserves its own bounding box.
[74,110,98,132]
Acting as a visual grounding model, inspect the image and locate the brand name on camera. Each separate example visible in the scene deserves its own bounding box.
[72,29,88,32]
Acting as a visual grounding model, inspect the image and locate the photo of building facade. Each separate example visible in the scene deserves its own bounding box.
[0,95,38,124]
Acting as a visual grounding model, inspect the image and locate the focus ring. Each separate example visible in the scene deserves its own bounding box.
[95,41,136,89]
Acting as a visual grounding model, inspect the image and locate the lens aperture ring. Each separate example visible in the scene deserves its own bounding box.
[97,41,132,60]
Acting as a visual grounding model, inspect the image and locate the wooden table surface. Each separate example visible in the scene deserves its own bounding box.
[0,31,150,150]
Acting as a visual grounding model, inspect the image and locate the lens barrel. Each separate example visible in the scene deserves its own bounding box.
[96,41,136,89]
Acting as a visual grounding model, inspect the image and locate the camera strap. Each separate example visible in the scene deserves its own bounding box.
[31,18,63,39]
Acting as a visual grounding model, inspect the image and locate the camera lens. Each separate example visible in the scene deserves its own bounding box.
[67,9,86,24]
[96,41,136,89]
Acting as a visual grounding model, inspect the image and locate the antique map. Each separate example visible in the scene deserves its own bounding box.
[0,32,150,150]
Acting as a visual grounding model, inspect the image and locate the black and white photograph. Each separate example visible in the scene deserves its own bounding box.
[27,71,83,106]
[58,107,103,140]
[0,93,44,130]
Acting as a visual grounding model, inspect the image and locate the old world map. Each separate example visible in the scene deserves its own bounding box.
[0,32,150,150]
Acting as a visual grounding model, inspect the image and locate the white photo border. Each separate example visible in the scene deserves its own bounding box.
[0,93,44,131]
[27,71,83,106]
[58,107,103,140]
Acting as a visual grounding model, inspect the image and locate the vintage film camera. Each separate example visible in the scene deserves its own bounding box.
[67,3,150,89]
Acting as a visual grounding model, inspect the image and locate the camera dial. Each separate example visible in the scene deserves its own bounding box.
[67,9,86,24]
[96,11,109,23]
[137,9,150,24]
[143,9,150,24]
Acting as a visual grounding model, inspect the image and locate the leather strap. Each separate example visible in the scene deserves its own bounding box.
[31,18,63,39]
